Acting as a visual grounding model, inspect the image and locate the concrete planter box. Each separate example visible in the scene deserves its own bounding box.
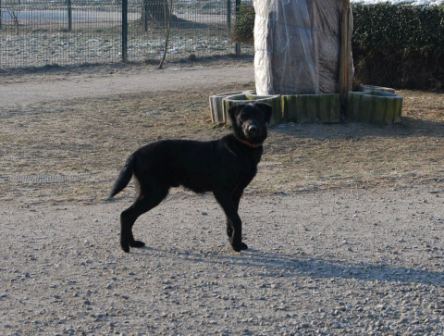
[348,91,403,125]
[281,94,341,123]
[222,93,282,126]
[209,85,402,126]
[360,84,396,96]
[209,92,241,124]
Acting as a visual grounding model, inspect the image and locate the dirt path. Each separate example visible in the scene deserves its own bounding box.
[0,63,254,108]
[1,187,443,335]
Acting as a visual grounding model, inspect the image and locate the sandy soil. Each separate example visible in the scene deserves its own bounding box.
[0,62,443,335]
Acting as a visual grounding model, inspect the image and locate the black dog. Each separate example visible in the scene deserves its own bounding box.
[109,102,272,253]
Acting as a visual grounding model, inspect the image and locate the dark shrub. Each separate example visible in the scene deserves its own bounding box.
[232,4,255,44]
[353,3,444,90]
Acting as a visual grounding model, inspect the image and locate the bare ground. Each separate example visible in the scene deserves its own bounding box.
[0,76,443,204]
[0,63,443,335]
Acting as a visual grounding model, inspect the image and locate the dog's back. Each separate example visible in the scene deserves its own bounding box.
[134,139,220,193]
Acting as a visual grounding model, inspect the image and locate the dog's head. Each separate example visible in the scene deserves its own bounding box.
[228,102,272,145]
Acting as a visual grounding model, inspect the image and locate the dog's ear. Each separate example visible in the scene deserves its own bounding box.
[255,103,272,123]
[228,104,242,123]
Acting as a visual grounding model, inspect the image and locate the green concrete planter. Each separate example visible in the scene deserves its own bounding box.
[360,84,396,96]
[281,94,341,123]
[209,92,241,124]
[242,90,284,125]
[209,85,402,126]
[222,93,282,126]
[348,91,403,125]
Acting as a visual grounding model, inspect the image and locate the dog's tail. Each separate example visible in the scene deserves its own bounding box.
[108,154,135,199]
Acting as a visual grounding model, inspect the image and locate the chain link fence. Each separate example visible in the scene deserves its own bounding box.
[0,0,252,70]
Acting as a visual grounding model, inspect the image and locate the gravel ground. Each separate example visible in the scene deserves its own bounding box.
[1,186,443,335]
[0,62,443,335]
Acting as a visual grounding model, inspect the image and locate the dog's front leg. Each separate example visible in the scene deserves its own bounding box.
[226,189,243,239]
[214,191,248,252]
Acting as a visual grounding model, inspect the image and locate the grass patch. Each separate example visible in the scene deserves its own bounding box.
[0,86,443,204]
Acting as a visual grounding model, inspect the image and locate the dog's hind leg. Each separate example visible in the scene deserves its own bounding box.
[120,185,168,253]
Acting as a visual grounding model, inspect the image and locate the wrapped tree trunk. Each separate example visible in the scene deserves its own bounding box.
[253,0,353,95]
[339,0,353,112]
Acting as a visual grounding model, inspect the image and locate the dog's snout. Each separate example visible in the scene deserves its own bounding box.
[247,124,258,135]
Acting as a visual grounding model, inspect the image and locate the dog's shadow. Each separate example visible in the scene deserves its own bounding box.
[134,246,444,287]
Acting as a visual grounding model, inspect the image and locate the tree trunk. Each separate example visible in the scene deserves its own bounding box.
[142,0,170,26]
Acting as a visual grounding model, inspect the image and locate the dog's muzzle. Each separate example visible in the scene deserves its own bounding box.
[247,124,258,137]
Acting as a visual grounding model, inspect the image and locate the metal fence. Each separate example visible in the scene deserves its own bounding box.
[0,0,252,70]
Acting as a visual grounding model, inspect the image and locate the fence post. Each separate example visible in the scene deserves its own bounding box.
[67,0,72,31]
[226,0,231,35]
[143,0,148,32]
[234,0,241,56]
[122,0,128,62]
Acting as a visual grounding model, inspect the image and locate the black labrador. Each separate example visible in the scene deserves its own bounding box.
[109,102,271,252]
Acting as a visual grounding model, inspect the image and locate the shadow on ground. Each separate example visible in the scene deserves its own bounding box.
[134,247,444,287]
[271,117,444,140]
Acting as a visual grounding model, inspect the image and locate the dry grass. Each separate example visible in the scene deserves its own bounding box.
[0,86,443,204]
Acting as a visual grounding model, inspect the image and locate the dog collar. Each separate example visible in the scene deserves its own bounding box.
[234,137,263,149]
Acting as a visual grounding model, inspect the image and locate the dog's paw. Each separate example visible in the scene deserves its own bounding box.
[121,241,130,253]
[231,245,241,252]
[231,242,248,252]
[129,240,145,248]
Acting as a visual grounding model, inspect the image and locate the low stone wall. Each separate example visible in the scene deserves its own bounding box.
[209,87,403,126]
